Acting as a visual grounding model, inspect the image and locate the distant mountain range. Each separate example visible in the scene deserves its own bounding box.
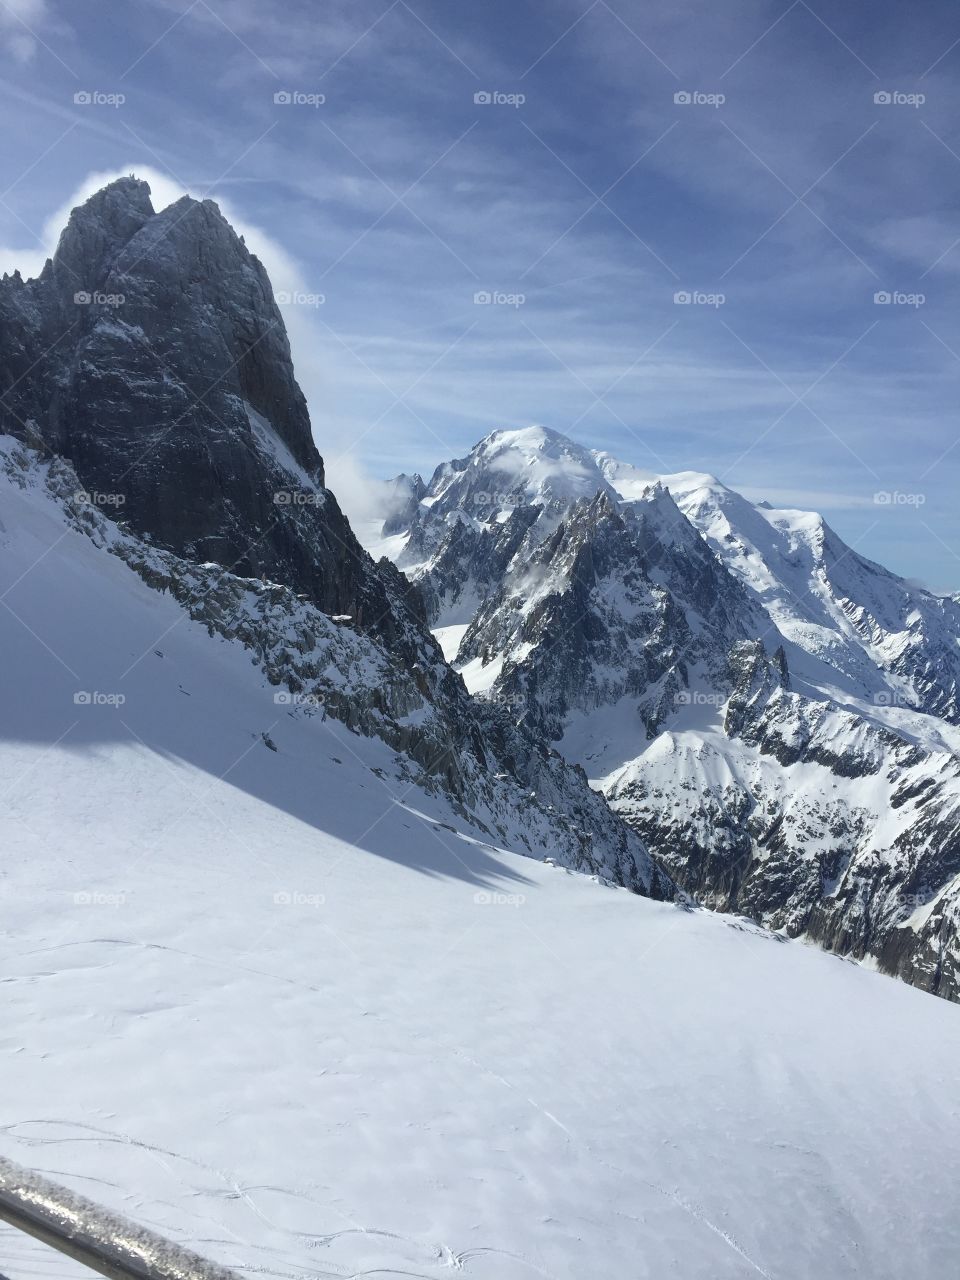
[371,425,960,1000]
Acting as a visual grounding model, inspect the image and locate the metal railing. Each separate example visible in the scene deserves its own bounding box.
[0,1157,244,1280]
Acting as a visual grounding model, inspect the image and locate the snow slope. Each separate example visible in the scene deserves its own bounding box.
[1,445,960,1274]
[3,446,960,1278]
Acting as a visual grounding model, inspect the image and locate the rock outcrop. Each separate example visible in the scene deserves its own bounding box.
[0,178,414,654]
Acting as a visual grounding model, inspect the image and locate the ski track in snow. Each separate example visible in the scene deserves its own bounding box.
[1,1116,459,1280]
[450,1052,775,1280]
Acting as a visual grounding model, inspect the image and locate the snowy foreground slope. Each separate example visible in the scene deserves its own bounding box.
[2,435,960,1280]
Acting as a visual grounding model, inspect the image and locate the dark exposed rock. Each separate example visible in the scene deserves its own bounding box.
[382,472,426,535]
[0,178,418,657]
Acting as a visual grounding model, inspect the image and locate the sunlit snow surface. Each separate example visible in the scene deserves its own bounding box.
[3,458,960,1280]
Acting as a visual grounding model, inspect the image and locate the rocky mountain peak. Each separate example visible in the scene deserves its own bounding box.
[0,178,426,650]
[724,639,791,736]
[51,176,155,296]
[382,472,428,535]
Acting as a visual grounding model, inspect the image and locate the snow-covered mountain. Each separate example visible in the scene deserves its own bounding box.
[376,426,960,1001]
[394,426,960,724]
[601,451,960,725]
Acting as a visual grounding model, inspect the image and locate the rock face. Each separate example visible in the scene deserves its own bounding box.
[454,485,765,741]
[610,638,960,1004]
[382,473,426,535]
[380,426,960,1001]
[0,185,676,906]
[0,178,408,651]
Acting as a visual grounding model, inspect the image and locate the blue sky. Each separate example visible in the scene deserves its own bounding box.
[1,0,960,587]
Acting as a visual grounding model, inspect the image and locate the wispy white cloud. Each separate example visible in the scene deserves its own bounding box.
[0,0,49,64]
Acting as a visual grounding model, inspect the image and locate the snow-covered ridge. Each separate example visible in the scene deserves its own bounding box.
[0,433,672,900]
